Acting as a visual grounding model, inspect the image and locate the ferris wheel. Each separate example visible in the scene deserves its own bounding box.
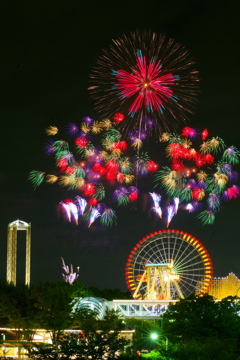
[126,229,213,300]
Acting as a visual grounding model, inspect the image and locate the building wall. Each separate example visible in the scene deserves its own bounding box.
[208,272,240,299]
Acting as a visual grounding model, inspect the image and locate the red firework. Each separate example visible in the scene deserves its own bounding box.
[89,30,199,134]
[113,112,125,123]
[83,183,96,197]
[75,137,88,148]
[114,54,175,114]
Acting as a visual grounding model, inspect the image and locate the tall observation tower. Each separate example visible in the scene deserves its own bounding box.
[6,220,31,285]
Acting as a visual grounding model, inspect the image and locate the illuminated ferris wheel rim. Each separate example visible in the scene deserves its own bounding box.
[125,229,213,300]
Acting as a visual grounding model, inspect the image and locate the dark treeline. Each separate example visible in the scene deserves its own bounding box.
[0,281,130,341]
[0,280,132,360]
[1,282,240,359]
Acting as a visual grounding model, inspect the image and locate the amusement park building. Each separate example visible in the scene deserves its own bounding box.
[208,272,240,299]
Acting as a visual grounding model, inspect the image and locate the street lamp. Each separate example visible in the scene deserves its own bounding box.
[150,333,168,351]
[150,333,158,340]
[149,332,159,352]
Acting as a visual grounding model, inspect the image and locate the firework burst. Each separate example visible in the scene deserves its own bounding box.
[89,30,199,136]
[153,127,240,225]
[61,258,79,285]
[29,115,157,227]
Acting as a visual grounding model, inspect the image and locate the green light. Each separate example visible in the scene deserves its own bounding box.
[150,333,158,340]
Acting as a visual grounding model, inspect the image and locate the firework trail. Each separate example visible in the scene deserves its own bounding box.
[166,205,176,228]
[76,196,87,215]
[68,202,79,225]
[149,192,162,218]
[173,197,180,213]
[88,208,101,228]
[60,201,72,222]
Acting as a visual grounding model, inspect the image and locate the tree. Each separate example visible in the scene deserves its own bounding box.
[125,318,162,353]
[141,350,169,360]
[30,308,130,360]
[70,280,93,298]
[32,281,76,344]
[0,281,39,340]
[163,294,240,341]
[157,338,238,360]
[161,294,240,359]
[73,307,129,359]
[89,286,132,300]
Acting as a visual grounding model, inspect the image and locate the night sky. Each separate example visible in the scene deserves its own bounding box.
[0,0,240,291]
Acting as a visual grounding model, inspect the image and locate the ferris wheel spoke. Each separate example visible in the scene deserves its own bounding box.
[171,236,179,263]
[143,243,161,262]
[174,260,203,274]
[168,235,170,262]
[177,258,207,269]
[177,272,206,283]
[174,249,204,270]
[170,236,186,265]
[178,283,195,295]
[176,278,195,295]
[147,241,165,263]
[178,278,195,290]
[153,238,168,263]
[180,272,202,284]
[179,279,205,293]
[172,240,197,267]
[178,276,204,286]
[160,239,168,264]
[180,279,203,292]
[177,267,207,276]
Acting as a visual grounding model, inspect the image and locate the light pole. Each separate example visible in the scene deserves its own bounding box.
[150,332,158,351]
[163,336,168,351]
[150,332,168,351]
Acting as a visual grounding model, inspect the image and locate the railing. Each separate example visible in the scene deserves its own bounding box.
[110,299,179,318]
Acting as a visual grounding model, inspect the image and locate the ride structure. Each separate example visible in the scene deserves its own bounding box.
[126,229,213,301]
[134,260,183,300]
